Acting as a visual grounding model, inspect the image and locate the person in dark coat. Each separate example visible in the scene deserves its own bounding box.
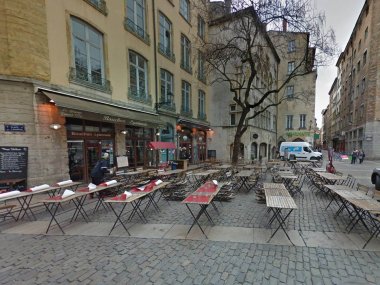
[91,152,109,185]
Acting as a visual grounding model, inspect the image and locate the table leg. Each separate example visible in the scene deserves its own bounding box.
[43,202,65,234]
[185,204,209,238]
[16,196,36,221]
[108,203,130,236]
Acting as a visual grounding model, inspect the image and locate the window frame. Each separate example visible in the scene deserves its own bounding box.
[71,16,106,88]
[126,0,148,41]
[180,34,192,73]
[287,61,295,74]
[288,40,296,53]
[299,114,306,129]
[286,115,293,129]
[129,50,149,100]
[181,80,191,113]
[160,69,174,105]
[198,89,206,119]
[286,85,294,99]
[179,0,190,22]
[198,15,205,40]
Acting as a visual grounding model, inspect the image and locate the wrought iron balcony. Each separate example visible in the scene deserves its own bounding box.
[128,87,152,105]
[158,43,175,62]
[69,67,111,93]
[180,107,193,118]
[83,0,108,15]
[198,112,207,121]
[180,61,192,74]
[124,18,150,44]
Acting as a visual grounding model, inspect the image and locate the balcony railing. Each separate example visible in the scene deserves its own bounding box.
[158,43,175,62]
[180,107,193,118]
[180,61,192,74]
[83,0,108,15]
[69,67,111,93]
[198,112,207,121]
[124,18,150,44]
[128,87,152,105]
[157,96,176,111]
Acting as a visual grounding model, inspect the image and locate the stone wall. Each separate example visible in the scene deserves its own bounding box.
[0,80,69,186]
[0,0,50,81]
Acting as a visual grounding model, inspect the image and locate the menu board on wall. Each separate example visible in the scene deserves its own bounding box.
[0,146,28,181]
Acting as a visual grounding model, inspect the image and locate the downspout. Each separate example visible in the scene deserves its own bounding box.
[152,0,161,168]
[152,0,159,112]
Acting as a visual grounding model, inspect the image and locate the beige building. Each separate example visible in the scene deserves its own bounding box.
[0,0,210,187]
[325,0,379,158]
[268,30,317,149]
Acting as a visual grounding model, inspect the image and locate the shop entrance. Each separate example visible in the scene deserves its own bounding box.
[68,139,114,183]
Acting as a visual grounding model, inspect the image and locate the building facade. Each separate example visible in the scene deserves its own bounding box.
[325,0,380,158]
[0,0,211,187]
[268,30,317,149]
[207,6,279,163]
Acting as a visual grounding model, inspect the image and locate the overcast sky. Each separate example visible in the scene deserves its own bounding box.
[313,0,365,127]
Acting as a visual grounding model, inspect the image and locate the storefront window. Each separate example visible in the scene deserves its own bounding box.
[125,126,153,168]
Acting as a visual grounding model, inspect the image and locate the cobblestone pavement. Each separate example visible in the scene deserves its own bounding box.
[1,159,380,284]
[1,233,380,285]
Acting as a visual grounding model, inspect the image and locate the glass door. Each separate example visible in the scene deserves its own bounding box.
[86,140,102,182]
[68,140,84,181]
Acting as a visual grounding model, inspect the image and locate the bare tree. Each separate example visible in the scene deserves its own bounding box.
[195,0,336,164]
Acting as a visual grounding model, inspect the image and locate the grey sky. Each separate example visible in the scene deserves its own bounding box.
[313,0,365,127]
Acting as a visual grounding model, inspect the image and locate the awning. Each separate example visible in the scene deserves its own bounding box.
[148,141,176,150]
[38,90,165,127]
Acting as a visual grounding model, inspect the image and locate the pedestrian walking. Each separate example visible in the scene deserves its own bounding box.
[359,150,365,164]
[351,149,357,164]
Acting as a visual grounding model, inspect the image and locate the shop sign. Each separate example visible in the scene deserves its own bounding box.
[68,131,113,138]
[286,131,310,138]
[126,120,149,127]
[60,108,126,124]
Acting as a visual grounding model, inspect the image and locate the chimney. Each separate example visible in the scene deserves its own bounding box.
[282,18,287,32]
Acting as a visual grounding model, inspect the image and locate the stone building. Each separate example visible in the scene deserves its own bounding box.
[325,0,380,159]
[207,6,279,163]
[0,0,211,187]
[268,29,317,149]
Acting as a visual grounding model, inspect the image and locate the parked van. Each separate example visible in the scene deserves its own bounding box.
[279,142,322,161]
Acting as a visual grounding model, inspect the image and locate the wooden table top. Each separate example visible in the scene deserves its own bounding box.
[317,173,344,181]
[235,170,254,177]
[266,196,297,209]
[263,183,287,190]
[264,188,291,197]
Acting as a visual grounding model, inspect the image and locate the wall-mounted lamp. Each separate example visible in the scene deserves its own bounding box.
[50,123,61,130]
[121,130,127,135]
[49,99,55,103]
[156,132,160,136]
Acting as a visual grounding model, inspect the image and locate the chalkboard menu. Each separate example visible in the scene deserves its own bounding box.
[0,146,28,182]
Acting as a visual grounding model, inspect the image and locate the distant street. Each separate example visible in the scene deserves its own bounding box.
[322,151,379,187]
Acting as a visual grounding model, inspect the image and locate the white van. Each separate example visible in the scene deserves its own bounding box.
[279,142,322,161]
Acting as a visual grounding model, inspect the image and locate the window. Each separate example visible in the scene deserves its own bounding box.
[181,34,192,72]
[160,69,174,107]
[129,51,148,101]
[198,51,206,82]
[361,78,366,93]
[158,13,174,60]
[70,17,107,89]
[181,80,191,113]
[365,27,368,40]
[363,50,367,65]
[84,0,107,15]
[286,115,293,129]
[358,39,362,50]
[299,114,306,129]
[286,85,294,98]
[180,0,190,22]
[198,16,205,40]
[288,40,295,52]
[198,90,206,120]
[287,61,295,74]
[126,0,148,41]
[357,61,361,72]
[230,105,236,126]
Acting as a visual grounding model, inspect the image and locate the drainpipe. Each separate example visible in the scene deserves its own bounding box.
[152,0,159,113]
